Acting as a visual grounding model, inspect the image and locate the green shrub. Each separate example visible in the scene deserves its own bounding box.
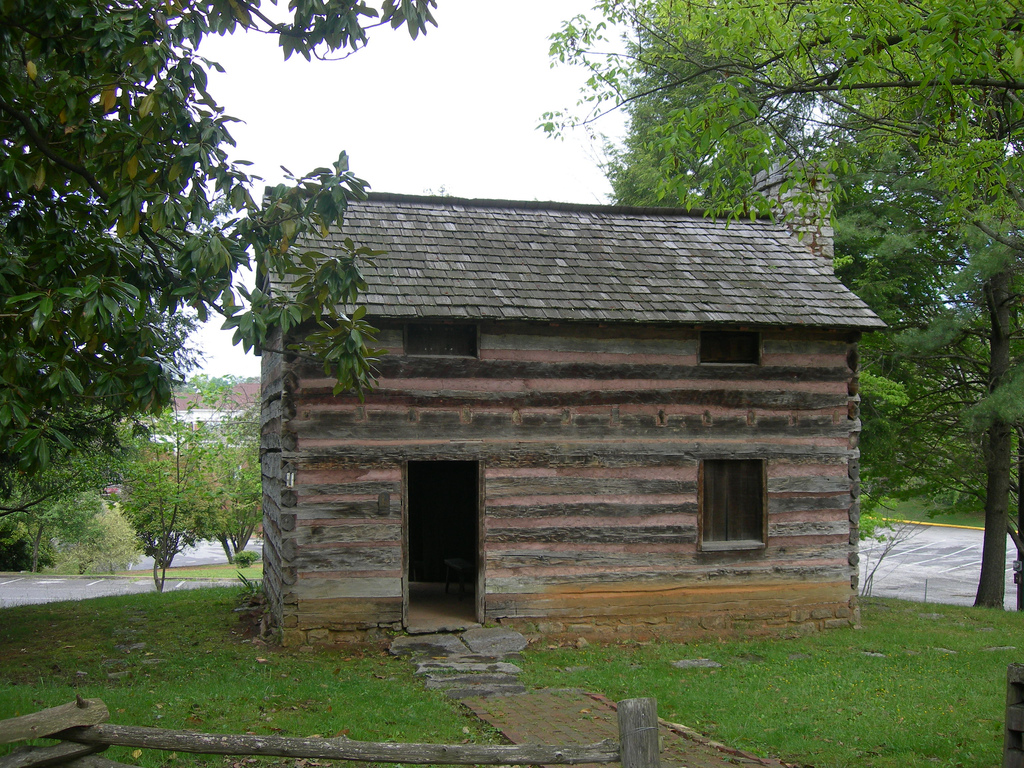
[233,550,259,568]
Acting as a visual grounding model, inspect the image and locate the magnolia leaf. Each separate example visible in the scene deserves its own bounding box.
[138,91,157,118]
[26,60,37,80]
[100,86,118,112]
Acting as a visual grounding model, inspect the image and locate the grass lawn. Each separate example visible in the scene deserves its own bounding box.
[2,590,1021,768]
[0,588,497,768]
[114,563,265,580]
[880,498,985,529]
[520,598,1022,768]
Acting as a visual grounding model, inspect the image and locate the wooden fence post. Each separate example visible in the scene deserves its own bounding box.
[0,698,108,745]
[1007,663,1024,768]
[617,698,659,768]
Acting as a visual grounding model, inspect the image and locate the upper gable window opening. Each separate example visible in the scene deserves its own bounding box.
[405,323,478,357]
[699,330,761,365]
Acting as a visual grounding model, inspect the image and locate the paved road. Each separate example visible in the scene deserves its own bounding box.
[859,523,1019,610]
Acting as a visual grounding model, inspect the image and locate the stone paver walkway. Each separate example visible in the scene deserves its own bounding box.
[390,630,793,767]
[462,689,793,768]
[389,628,527,699]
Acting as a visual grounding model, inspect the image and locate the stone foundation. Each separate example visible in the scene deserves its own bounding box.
[275,599,859,646]
[279,622,399,647]
[496,599,859,643]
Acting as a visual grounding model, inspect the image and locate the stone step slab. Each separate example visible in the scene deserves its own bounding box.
[443,683,528,700]
[424,673,523,688]
[415,660,522,675]
[461,627,528,656]
[389,634,471,657]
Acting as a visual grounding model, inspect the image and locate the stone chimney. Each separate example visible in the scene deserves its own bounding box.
[752,161,834,266]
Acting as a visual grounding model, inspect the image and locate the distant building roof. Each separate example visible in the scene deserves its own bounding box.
[173,381,260,417]
[299,193,884,330]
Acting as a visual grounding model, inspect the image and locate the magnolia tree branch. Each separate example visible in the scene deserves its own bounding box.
[0,96,107,200]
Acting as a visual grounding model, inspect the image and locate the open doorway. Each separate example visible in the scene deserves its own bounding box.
[405,460,480,632]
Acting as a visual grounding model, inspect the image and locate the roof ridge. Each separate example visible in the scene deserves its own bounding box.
[362,191,773,221]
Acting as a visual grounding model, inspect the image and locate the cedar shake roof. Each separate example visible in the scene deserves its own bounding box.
[302,193,884,329]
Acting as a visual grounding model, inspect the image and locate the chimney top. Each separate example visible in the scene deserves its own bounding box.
[752,161,834,266]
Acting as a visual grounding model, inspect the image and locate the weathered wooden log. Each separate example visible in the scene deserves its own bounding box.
[291,386,847,411]
[288,410,849,443]
[0,699,109,745]
[485,541,850,572]
[0,742,106,768]
[56,724,619,765]
[487,525,697,545]
[618,698,660,768]
[281,441,853,468]
[293,480,402,497]
[282,543,400,572]
[62,755,139,768]
[370,356,851,383]
[487,502,700,520]
[484,477,697,496]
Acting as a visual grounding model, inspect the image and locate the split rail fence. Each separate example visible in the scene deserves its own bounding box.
[0,696,660,768]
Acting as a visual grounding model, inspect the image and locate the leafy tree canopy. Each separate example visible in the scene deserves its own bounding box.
[547,0,1024,227]
[120,402,216,591]
[52,501,142,575]
[0,0,436,477]
[184,375,261,562]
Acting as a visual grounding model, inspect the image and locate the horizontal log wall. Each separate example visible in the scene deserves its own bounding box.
[263,321,862,644]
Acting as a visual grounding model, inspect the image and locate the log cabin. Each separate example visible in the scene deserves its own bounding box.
[260,191,884,645]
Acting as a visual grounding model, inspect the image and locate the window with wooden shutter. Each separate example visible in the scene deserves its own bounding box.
[405,323,477,357]
[699,331,760,364]
[700,459,766,550]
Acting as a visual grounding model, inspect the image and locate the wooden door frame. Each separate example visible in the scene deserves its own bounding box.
[401,461,409,629]
[475,462,485,623]
[401,459,484,627]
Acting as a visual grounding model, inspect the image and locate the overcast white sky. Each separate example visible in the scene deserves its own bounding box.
[192,0,622,379]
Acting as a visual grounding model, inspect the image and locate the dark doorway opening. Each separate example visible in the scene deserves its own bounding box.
[406,460,480,632]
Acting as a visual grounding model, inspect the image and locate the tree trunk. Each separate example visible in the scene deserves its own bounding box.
[31,523,44,573]
[152,559,165,593]
[231,524,256,560]
[217,534,234,564]
[1017,426,1023,611]
[975,268,1013,608]
[978,420,1012,607]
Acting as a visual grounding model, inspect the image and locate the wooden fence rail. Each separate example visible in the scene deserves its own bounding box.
[0,697,659,768]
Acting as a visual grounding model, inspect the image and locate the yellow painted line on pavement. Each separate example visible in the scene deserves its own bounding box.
[883,518,985,531]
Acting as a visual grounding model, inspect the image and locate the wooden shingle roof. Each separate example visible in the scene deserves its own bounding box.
[303,193,884,329]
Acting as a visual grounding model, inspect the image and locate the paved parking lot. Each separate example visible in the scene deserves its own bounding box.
[0,574,233,607]
[0,540,249,608]
[859,522,1019,610]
